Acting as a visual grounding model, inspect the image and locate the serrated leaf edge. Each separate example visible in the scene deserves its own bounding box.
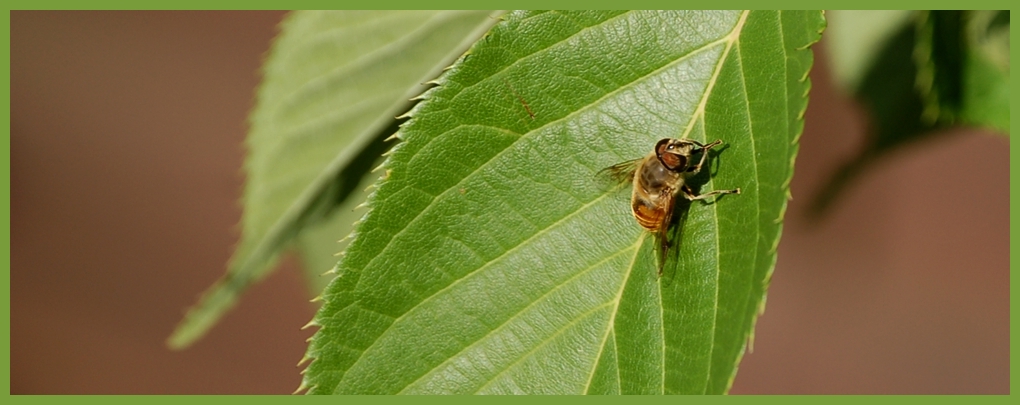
[719,10,825,394]
[296,14,507,395]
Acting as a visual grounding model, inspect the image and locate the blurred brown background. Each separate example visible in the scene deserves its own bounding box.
[10,11,1008,394]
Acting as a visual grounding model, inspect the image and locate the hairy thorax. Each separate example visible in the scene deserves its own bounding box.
[631,156,682,232]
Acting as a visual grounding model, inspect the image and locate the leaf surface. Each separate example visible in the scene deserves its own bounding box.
[302,10,823,394]
[169,10,499,349]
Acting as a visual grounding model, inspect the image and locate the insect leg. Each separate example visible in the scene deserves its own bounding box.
[686,139,724,174]
[682,184,741,201]
[690,139,723,149]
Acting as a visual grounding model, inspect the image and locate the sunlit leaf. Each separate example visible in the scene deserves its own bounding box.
[168,10,499,349]
[300,10,823,394]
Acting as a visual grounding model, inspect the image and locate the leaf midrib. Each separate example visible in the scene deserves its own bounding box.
[694,10,751,395]
[708,11,796,393]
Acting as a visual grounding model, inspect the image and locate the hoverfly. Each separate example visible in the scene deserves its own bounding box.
[600,138,740,276]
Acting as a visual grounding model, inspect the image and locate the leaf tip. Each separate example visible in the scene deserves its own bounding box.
[165,273,246,350]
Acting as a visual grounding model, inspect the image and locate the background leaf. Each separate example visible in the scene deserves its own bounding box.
[812,10,1008,215]
[959,10,1009,132]
[301,10,823,394]
[294,163,382,295]
[168,10,499,349]
[825,10,914,91]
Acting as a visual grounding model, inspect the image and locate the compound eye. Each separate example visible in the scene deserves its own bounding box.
[659,153,687,171]
[655,139,671,156]
[655,139,687,171]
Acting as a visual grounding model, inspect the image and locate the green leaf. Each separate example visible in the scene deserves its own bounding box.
[168,10,500,349]
[918,10,1010,132]
[294,163,383,296]
[301,10,823,394]
[915,10,966,126]
[960,10,1009,132]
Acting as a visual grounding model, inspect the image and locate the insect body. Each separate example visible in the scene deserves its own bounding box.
[601,138,740,276]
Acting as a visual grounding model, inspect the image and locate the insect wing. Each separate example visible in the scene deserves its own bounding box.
[655,188,677,277]
[658,194,695,285]
[596,158,642,187]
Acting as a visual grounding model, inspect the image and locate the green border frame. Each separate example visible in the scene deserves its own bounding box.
[3,2,1014,399]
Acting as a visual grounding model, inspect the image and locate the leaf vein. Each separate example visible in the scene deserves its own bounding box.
[336,188,623,390]
[328,11,750,392]
[473,301,617,394]
[399,242,639,393]
[583,234,645,394]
